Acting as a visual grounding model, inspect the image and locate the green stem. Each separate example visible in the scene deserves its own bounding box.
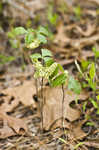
[41,77,44,130]
[62,84,65,129]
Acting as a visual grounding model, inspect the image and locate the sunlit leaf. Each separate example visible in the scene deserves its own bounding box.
[90,98,98,109]
[89,63,95,80]
[81,60,90,71]
[30,53,42,60]
[26,39,40,49]
[74,142,84,150]
[96,95,99,101]
[25,32,34,44]
[58,64,64,72]
[38,26,49,36]
[41,49,52,57]
[86,77,96,91]
[44,57,54,66]
[14,27,27,35]
[37,33,47,44]
[51,73,67,87]
[86,122,94,126]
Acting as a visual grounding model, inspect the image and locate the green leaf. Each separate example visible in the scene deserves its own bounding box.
[92,47,99,58]
[50,73,67,87]
[74,142,84,150]
[58,64,64,72]
[86,122,94,126]
[25,32,34,44]
[7,30,16,39]
[96,95,99,101]
[83,101,87,112]
[44,57,54,66]
[14,27,27,35]
[30,53,42,60]
[68,76,82,94]
[90,98,99,109]
[49,65,59,79]
[74,5,82,19]
[59,138,67,144]
[86,77,96,91]
[81,60,90,71]
[38,26,49,36]
[41,49,52,57]
[26,39,40,49]
[27,28,35,33]
[89,63,95,80]
[48,6,58,26]
[37,33,47,44]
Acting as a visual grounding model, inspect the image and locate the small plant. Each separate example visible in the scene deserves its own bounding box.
[10,26,82,130]
[30,48,68,129]
[8,26,50,49]
[76,60,96,91]
[75,50,99,117]
[47,2,58,26]
[7,26,50,69]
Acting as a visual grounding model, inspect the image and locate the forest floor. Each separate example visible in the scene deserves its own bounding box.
[0,0,99,150]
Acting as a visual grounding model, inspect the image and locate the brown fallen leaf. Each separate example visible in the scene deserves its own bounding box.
[1,80,36,108]
[0,80,36,138]
[71,120,87,140]
[0,119,16,139]
[0,112,28,139]
[37,87,89,130]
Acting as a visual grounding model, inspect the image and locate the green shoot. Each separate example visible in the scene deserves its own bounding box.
[86,121,95,126]
[59,138,67,144]
[92,47,99,60]
[47,2,58,26]
[81,60,90,71]
[74,142,84,150]
[90,98,99,114]
[74,5,82,20]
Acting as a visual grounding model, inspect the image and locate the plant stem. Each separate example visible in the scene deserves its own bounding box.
[62,84,65,129]
[35,79,38,97]
[41,77,44,130]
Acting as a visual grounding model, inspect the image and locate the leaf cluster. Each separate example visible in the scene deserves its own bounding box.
[30,49,68,87]
[8,26,50,49]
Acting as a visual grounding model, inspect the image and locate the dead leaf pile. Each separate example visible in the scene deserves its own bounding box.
[0,80,36,139]
[51,0,99,65]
